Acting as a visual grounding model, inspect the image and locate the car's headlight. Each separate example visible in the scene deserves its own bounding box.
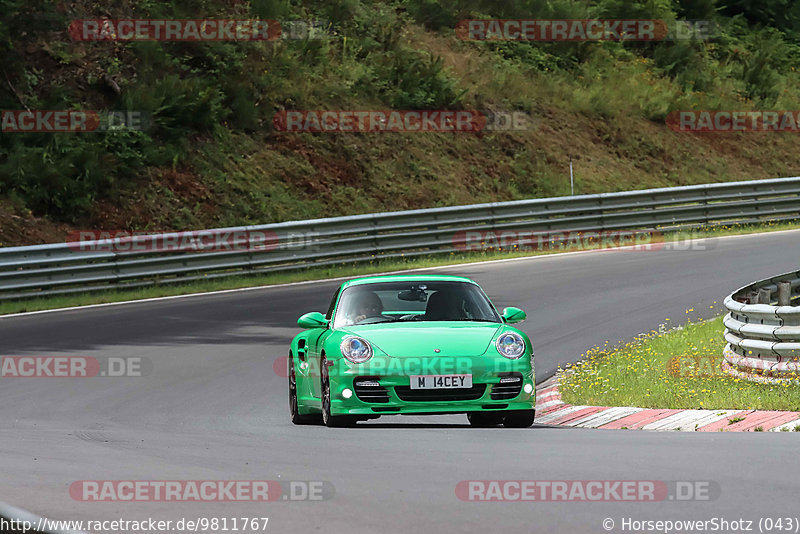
[341,336,373,363]
[496,333,526,359]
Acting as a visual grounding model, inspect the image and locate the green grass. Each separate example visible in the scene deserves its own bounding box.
[559,316,800,412]
[2,220,799,316]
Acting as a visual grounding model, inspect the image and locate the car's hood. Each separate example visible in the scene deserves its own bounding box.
[341,322,503,357]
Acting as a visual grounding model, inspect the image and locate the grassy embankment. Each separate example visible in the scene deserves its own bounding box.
[2,0,800,246]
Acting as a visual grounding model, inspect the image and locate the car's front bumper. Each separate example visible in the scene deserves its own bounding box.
[326,355,535,415]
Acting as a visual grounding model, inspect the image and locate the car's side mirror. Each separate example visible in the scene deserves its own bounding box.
[298,311,329,329]
[501,307,527,324]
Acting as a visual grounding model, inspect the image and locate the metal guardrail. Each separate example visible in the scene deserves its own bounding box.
[723,270,800,383]
[2,176,800,300]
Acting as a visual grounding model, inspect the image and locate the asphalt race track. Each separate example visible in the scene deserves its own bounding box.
[1,230,798,533]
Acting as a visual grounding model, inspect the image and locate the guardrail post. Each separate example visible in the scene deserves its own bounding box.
[758,288,771,304]
[371,215,379,256]
[778,281,792,306]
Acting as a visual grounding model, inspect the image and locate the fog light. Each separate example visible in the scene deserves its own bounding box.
[342,388,353,399]
[523,383,533,394]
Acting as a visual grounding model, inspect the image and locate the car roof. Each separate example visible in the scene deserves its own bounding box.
[341,274,478,288]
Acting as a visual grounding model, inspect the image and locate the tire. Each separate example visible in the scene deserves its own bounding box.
[289,354,321,425]
[503,409,536,428]
[467,412,504,427]
[321,358,357,428]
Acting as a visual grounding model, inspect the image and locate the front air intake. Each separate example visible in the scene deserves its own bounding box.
[353,376,390,403]
[490,372,523,400]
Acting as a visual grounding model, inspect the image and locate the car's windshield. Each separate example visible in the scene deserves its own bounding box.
[332,281,501,328]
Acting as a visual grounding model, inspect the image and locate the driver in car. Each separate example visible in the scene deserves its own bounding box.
[343,291,384,325]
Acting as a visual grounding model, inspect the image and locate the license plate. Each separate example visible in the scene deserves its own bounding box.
[410,374,472,389]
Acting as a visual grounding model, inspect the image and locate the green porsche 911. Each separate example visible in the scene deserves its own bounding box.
[288,274,535,427]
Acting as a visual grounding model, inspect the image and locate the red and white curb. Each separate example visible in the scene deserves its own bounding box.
[535,376,800,432]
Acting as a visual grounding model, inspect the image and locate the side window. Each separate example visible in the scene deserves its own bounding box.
[325,288,340,320]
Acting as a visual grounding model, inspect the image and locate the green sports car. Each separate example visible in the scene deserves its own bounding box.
[288,274,535,427]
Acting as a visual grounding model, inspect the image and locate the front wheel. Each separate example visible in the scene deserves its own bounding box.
[503,409,536,428]
[321,360,357,428]
[289,354,321,425]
